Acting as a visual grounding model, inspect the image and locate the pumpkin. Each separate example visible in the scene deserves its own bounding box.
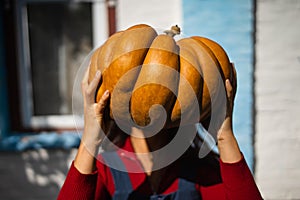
[88,24,236,131]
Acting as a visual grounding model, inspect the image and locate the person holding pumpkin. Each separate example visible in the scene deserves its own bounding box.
[57,70,262,200]
[58,24,263,200]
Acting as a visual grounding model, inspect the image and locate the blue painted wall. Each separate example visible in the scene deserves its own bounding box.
[183,0,254,169]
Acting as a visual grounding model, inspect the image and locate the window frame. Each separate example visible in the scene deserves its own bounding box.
[5,0,113,131]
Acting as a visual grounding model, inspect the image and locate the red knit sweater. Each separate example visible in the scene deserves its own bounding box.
[58,138,263,200]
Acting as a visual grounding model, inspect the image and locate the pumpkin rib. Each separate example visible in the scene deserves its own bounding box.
[131,34,180,127]
[98,31,124,72]
[105,25,158,123]
[94,25,157,103]
[192,36,233,85]
[191,37,230,133]
[93,31,124,101]
[182,38,224,123]
[193,36,237,107]
[88,24,157,129]
[170,39,203,127]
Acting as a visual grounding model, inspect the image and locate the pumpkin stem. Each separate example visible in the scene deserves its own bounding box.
[164,25,181,37]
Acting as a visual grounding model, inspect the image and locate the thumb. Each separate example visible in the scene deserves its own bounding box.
[225,79,234,117]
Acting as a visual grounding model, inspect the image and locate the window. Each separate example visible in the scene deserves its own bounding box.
[7,0,113,131]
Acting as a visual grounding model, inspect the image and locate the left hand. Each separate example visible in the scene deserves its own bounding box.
[217,79,242,163]
[217,79,235,140]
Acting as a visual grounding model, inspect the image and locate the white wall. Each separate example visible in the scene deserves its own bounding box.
[255,0,300,199]
[117,0,182,32]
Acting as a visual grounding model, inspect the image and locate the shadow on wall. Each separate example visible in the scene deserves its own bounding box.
[0,148,76,200]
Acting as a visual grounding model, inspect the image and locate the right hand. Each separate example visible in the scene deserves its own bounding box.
[81,67,110,148]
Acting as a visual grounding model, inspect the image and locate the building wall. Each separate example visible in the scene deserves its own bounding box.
[117,0,182,31]
[255,0,300,199]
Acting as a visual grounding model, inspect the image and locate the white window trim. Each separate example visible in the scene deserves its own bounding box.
[15,0,108,129]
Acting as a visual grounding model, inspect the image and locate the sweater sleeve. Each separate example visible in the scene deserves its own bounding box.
[57,161,98,200]
[220,155,263,200]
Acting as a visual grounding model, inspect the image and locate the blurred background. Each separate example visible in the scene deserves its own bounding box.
[0,0,299,199]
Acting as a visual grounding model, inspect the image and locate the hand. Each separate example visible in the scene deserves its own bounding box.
[217,79,235,140]
[217,79,242,163]
[74,67,110,174]
[81,68,110,150]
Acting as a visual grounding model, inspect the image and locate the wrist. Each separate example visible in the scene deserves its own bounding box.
[218,133,242,163]
[217,116,235,140]
[74,142,99,174]
[82,126,103,146]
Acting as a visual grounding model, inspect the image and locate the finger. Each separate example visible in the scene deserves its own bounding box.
[94,90,110,121]
[225,79,234,117]
[85,70,101,104]
[225,79,233,99]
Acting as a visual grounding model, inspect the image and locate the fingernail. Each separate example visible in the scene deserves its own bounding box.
[104,90,109,96]
[96,70,101,78]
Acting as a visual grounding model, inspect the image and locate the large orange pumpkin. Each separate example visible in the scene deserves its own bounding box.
[88,24,236,130]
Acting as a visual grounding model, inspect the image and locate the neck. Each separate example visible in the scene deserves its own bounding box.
[130,127,151,153]
[130,127,153,175]
[130,127,171,175]
[130,127,171,152]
